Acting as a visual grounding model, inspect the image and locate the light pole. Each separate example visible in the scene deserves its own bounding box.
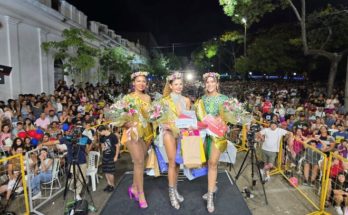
[241,17,247,56]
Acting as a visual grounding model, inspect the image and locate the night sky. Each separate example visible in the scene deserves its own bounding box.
[67,0,238,54]
[67,0,347,55]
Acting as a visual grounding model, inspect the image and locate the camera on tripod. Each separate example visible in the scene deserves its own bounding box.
[247,124,261,147]
[66,126,87,145]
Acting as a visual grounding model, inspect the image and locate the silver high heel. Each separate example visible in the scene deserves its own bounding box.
[175,184,184,203]
[202,186,218,200]
[169,186,180,209]
[207,191,215,213]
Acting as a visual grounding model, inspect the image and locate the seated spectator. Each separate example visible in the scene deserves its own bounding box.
[0,146,24,200]
[11,121,24,138]
[47,110,59,124]
[10,137,24,155]
[0,124,12,152]
[338,140,348,159]
[34,113,50,131]
[332,173,348,215]
[317,126,336,156]
[59,111,70,124]
[333,124,348,146]
[289,128,305,162]
[30,147,53,200]
[24,118,36,131]
[303,139,321,186]
[48,121,61,139]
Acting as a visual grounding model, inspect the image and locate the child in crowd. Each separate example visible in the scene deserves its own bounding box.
[97,125,120,192]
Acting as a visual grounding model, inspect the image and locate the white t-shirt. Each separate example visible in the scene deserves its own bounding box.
[260,128,288,152]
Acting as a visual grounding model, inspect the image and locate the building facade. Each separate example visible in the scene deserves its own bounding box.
[0,0,148,100]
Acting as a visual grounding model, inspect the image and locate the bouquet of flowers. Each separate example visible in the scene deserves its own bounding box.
[105,96,139,127]
[221,98,253,125]
[148,101,168,123]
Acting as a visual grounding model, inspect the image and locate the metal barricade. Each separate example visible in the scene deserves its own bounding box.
[322,153,348,215]
[26,148,65,215]
[269,138,329,214]
[0,153,30,214]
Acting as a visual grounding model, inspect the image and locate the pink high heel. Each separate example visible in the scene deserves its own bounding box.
[138,192,148,209]
[128,186,139,201]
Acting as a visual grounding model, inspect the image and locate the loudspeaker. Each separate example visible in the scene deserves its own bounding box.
[0,65,12,76]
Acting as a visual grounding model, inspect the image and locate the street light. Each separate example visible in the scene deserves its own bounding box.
[241,17,247,56]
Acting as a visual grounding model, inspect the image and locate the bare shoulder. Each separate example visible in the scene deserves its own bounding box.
[144,94,151,103]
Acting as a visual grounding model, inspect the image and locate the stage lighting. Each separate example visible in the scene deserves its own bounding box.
[186,73,193,81]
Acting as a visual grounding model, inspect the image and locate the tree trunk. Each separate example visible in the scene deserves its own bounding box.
[327,54,341,96]
[345,57,348,112]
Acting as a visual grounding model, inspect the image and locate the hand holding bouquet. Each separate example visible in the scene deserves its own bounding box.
[105,96,139,127]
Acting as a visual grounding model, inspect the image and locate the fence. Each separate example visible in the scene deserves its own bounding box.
[0,153,30,215]
[323,153,348,215]
[25,147,65,215]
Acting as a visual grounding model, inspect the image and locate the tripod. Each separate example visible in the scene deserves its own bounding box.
[235,141,268,205]
[63,143,95,213]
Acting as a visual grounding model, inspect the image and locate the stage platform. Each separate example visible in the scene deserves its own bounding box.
[101,170,252,215]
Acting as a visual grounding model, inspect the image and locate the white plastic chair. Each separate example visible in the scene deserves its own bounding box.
[86,151,100,191]
[41,158,61,197]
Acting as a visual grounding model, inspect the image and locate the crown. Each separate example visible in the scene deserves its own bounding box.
[131,71,149,80]
[203,72,220,80]
[166,72,183,82]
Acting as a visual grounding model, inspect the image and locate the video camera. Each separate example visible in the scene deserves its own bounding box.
[247,123,261,147]
[66,125,87,145]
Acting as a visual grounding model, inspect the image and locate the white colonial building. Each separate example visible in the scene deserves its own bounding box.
[0,0,148,100]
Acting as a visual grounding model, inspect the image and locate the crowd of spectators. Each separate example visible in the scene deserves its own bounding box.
[0,78,347,214]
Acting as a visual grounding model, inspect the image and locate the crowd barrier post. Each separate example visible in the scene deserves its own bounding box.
[0,154,30,215]
[317,153,348,215]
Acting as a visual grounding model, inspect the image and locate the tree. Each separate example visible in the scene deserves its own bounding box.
[235,24,305,75]
[99,47,134,82]
[219,0,348,96]
[147,53,169,78]
[42,28,99,80]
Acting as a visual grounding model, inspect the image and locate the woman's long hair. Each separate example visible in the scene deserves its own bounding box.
[162,81,172,97]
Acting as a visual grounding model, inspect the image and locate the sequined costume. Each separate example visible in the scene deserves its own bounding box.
[195,94,228,153]
[122,93,153,144]
[159,92,188,138]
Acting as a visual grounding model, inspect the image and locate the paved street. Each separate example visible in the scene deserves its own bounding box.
[37,151,332,215]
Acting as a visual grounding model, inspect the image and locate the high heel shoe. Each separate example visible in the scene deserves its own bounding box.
[128,186,139,201]
[169,186,180,209]
[207,191,215,213]
[174,185,184,203]
[202,186,218,200]
[138,192,148,209]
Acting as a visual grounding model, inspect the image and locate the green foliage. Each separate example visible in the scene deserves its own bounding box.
[307,5,348,52]
[191,48,212,72]
[165,53,183,71]
[42,28,99,74]
[235,24,305,74]
[220,31,244,43]
[147,54,169,77]
[219,0,282,27]
[99,47,133,78]
[203,40,219,59]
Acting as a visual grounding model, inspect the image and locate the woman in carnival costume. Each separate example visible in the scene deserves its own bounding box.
[123,71,153,209]
[195,72,228,213]
[160,72,191,209]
